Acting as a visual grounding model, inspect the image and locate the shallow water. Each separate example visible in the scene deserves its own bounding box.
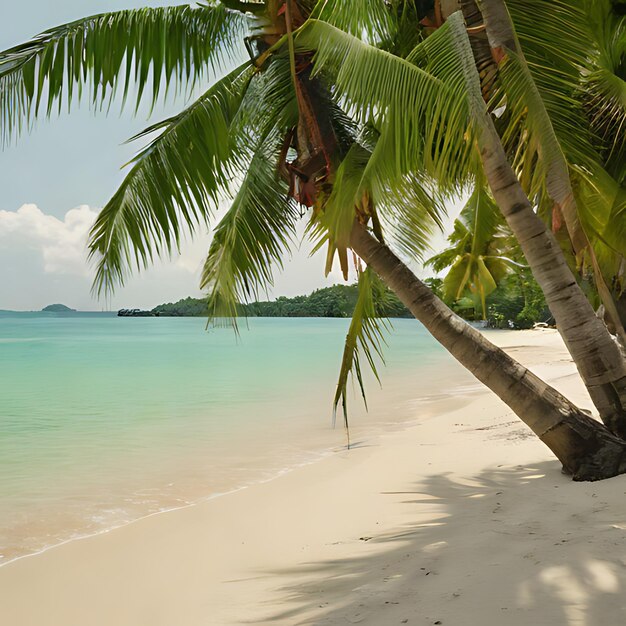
[0,312,467,564]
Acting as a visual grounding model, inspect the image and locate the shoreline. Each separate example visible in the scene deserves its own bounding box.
[3,329,625,625]
[0,365,470,570]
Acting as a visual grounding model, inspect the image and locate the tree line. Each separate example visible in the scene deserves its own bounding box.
[152,275,549,328]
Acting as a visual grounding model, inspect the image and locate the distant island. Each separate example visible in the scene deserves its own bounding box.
[42,304,76,313]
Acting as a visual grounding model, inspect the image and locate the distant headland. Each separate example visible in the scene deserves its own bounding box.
[42,304,76,313]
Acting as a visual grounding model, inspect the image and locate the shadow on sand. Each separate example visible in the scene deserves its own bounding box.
[256,462,626,625]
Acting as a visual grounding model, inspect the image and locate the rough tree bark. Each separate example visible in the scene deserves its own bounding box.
[350,221,626,481]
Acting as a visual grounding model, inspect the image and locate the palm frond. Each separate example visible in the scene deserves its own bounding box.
[375,171,447,262]
[88,62,254,295]
[581,0,626,181]
[200,128,300,330]
[505,0,597,170]
[441,254,471,302]
[333,265,390,440]
[312,129,447,278]
[586,67,626,181]
[574,167,626,258]
[296,16,477,192]
[381,0,423,58]
[230,53,299,148]
[490,29,597,253]
[317,141,370,277]
[426,185,512,317]
[426,222,468,272]
[311,0,397,43]
[0,2,248,141]
[463,185,502,255]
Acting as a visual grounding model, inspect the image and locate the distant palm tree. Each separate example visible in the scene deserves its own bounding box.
[426,185,518,319]
[2,0,626,478]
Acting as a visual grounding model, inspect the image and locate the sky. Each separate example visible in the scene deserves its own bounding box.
[0,1,460,311]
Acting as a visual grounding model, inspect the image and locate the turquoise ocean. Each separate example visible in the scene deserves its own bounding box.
[0,312,469,565]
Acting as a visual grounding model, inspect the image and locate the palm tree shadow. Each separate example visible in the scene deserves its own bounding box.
[252,462,626,625]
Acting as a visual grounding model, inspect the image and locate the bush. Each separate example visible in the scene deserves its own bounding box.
[486,272,551,329]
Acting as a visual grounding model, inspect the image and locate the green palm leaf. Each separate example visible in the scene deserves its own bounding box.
[582,0,626,182]
[464,185,502,255]
[375,173,447,262]
[427,185,514,318]
[311,134,446,279]
[587,67,626,181]
[200,128,300,329]
[230,53,299,153]
[333,265,389,441]
[295,17,477,192]
[505,0,597,171]
[88,62,254,295]
[489,27,595,252]
[311,0,397,43]
[0,2,248,141]
[315,141,370,278]
[575,167,626,257]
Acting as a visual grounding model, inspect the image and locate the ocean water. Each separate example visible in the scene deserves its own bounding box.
[0,312,466,565]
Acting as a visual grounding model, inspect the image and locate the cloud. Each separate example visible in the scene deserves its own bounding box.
[0,203,215,310]
[0,204,98,276]
[0,204,211,279]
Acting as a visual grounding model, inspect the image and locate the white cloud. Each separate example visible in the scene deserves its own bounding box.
[0,204,97,276]
[0,203,212,279]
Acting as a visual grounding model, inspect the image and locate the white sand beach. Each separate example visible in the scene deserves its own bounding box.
[2,328,626,626]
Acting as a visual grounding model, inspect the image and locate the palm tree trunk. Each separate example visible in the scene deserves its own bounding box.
[477,118,626,438]
[456,0,626,438]
[350,222,626,481]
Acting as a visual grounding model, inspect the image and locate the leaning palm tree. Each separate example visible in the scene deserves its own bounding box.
[435,0,626,334]
[2,0,626,479]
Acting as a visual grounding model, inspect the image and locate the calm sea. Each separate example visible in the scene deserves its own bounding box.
[0,312,469,565]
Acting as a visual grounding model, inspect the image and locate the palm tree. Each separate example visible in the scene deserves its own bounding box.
[2,1,626,478]
[346,0,626,435]
[280,0,626,437]
[405,0,626,437]
[425,185,518,319]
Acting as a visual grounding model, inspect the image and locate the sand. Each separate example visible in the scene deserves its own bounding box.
[2,328,626,625]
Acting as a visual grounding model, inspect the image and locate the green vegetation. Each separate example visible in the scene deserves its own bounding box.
[425,187,551,329]
[152,297,208,317]
[152,284,411,318]
[153,277,551,328]
[486,273,551,330]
